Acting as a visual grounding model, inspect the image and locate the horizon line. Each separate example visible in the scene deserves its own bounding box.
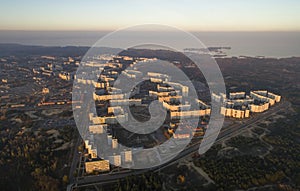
[1,29,300,33]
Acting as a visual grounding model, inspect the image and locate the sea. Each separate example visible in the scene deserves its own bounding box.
[0,31,299,58]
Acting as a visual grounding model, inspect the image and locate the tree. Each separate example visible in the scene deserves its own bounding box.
[62,175,69,184]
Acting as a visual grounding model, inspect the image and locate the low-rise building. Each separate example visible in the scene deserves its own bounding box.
[173,133,190,139]
[42,88,49,94]
[94,81,109,88]
[58,72,71,81]
[85,160,110,174]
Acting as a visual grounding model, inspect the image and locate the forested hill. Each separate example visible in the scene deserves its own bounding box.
[0,43,121,57]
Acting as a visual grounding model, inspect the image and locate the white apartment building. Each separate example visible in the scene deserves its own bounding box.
[170,109,211,120]
[107,87,122,94]
[93,93,125,101]
[212,92,221,102]
[229,92,246,99]
[108,155,121,166]
[157,84,174,92]
[112,138,118,149]
[158,95,182,103]
[85,160,110,173]
[249,102,270,113]
[110,99,142,106]
[94,114,128,124]
[220,90,280,118]
[268,92,281,102]
[250,91,275,106]
[122,70,143,79]
[147,72,170,81]
[162,102,191,111]
[107,135,112,146]
[220,107,250,118]
[121,150,133,164]
[107,106,124,115]
[166,82,189,97]
[196,99,210,109]
[89,124,106,134]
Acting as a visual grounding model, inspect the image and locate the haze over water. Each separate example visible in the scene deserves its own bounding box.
[0,31,299,58]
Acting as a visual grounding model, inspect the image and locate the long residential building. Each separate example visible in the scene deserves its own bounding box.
[85,160,110,174]
[165,82,189,97]
[220,107,250,118]
[170,109,211,120]
[250,91,277,106]
[220,90,281,118]
[109,99,142,106]
[162,101,191,111]
[89,124,106,134]
[91,114,128,124]
[249,102,270,113]
[93,93,124,101]
[229,92,246,99]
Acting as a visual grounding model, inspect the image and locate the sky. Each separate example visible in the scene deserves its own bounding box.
[0,0,300,31]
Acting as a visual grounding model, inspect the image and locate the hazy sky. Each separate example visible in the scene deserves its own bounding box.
[0,0,299,31]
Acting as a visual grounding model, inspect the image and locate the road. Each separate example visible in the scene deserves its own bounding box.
[68,100,289,190]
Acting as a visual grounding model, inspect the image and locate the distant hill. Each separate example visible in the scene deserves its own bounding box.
[119,48,193,63]
[0,43,122,57]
